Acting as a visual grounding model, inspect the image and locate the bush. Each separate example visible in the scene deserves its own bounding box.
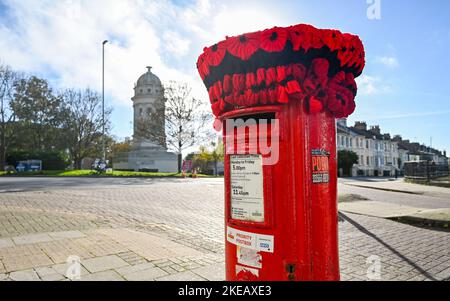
[6,150,70,170]
[337,150,358,177]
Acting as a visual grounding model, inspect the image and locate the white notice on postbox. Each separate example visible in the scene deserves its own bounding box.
[227,226,274,253]
[229,154,264,222]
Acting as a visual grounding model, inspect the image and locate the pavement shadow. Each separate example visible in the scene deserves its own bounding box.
[338,211,438,281]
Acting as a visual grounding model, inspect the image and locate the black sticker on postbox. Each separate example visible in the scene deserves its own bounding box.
[312,149,330,184]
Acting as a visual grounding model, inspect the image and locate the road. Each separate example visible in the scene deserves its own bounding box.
[0,176,449,281]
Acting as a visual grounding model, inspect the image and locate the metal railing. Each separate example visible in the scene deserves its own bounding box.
[404,161,449,181]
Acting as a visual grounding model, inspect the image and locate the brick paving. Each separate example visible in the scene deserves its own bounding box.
[0,177,449,281]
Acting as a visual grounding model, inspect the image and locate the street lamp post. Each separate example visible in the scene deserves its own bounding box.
[102,40,108,164]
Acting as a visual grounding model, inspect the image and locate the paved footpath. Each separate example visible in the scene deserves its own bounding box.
[0,177,449,281]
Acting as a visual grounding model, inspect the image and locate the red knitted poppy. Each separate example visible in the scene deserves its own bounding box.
[196,23,365,118]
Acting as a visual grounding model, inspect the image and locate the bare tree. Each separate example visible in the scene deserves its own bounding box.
[164,81,211,171]
[134,103,166,147]
[0,64,20,170]
[60,88,112,169]
[119,81,212,172]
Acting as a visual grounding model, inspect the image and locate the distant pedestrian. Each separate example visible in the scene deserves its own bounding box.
[394,169,398,179]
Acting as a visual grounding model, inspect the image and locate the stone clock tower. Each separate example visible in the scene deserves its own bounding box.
[132,66,166,147]
[113,67,177,172]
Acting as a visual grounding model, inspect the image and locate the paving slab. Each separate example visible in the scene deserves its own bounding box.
[82,255,129,273]
[41,273,66,281]
[9,269,41,281]
[96,228,204,261]
[48,230,86,240]
[52,262,90,277]
[12,233,53,245]
[1,252,53,272]
[435,267,450,280]
[344,179,450,199]
[123,267,168,281]
[34,266,59,277]
[339,201,426,218]
[406,208,450,222]
[78,270,124,281]
[156,270,206,281]
[0,238,14,249]
[115,262,155,276]
[192,263,225,281]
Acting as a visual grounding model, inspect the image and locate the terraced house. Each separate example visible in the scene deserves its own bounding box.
[337,119,400,177]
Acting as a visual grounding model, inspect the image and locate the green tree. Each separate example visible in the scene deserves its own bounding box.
[209,139,224,175]
[59,88,112,169]
[189,140,224,175]
[0,64,21,170]
[108,137,131,165]
[11,76,63,151]
[338,150,358,177]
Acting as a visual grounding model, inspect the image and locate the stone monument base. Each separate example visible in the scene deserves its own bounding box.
[113,140,178,173]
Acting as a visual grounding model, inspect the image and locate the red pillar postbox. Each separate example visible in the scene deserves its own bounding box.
[197,24,365,281]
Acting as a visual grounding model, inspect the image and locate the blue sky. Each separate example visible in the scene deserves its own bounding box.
[0,0,449,153]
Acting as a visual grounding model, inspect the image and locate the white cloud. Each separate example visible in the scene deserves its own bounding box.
[0,0,289,142]
[162,31,191,57]
[376,56,399,68]
[0,0,286,102]
[356,75,393,95]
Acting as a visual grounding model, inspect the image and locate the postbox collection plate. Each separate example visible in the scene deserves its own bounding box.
[229,154,265,223]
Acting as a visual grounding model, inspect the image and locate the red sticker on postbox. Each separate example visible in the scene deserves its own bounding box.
[312,149,330,184]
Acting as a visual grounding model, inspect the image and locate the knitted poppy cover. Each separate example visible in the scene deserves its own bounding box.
[196,24,365,119]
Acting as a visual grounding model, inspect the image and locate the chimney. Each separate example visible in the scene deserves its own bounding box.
[370,125,381,135]
[337,118,347,127]
[354,121,367,131]
[392,135,402,142]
